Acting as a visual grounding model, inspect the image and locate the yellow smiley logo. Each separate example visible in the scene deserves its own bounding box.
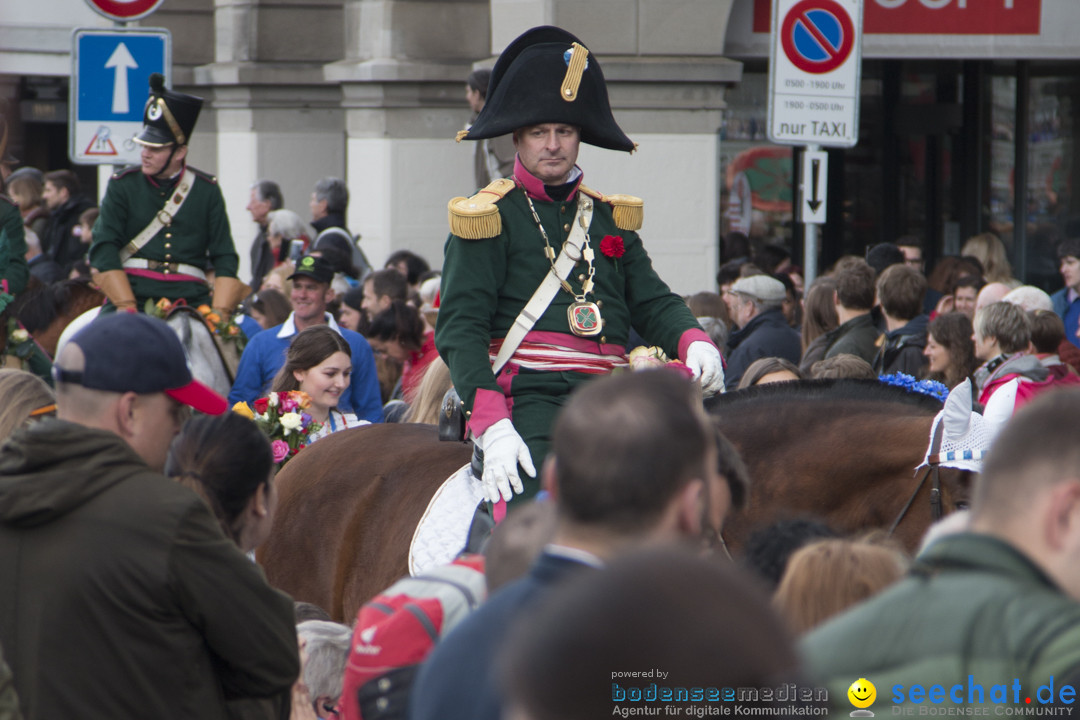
[847,678,876,709]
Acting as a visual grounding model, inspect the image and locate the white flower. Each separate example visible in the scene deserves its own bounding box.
[10,329,29,344]
[268,392,279,407]
[280,412,302,431]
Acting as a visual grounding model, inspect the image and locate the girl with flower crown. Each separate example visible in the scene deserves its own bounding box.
[271,325,368,442]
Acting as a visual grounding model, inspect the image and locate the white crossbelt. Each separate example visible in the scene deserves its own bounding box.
[491,193,594,374]
[121,257,207,281]
[119,167,197,264]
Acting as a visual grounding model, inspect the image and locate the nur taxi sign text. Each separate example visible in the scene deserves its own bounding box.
[767,0,863,147]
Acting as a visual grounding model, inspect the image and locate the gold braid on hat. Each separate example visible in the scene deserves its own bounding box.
[154,96,186,145]
[560,43,588,102]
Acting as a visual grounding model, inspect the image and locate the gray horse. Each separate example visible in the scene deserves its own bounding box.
[56,306,233,400]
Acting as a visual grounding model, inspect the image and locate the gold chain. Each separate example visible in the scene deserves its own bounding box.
[520,187,595,302]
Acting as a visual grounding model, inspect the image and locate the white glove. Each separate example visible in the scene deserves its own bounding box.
[685,341,726,396]
[475,418,536,503]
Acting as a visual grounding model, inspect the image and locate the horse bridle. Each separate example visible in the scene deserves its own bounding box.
[888,420,945,536]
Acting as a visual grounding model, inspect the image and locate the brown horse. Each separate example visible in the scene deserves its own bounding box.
[259,379,969,622]
[11,278,104,358]
[258,423,472,622]
[707,379,972,553]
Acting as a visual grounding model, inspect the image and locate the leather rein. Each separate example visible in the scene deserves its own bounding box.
[888,419,946,536]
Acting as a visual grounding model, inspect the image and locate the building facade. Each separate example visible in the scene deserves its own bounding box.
[2,0,740,292]
[723,0,1079,290]
[3,0,1077,290]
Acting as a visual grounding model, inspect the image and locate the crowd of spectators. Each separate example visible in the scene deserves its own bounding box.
[4,138,1080,720]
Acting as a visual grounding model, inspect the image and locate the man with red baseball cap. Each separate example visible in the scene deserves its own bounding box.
[0,313,299,718]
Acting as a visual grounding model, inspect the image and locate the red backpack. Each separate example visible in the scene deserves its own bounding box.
[339,554,487,720]
[1012,369,1080,408]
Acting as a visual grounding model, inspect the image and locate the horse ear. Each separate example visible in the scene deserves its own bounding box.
[942,378,973,438]
[983,377,1018,441]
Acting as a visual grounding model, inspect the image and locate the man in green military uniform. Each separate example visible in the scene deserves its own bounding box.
[90,74,246,317]
[437,26,725,507]
[0,116,29,297]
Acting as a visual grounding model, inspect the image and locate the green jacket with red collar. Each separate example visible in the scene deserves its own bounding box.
[89,165,239,308]
[435,163,710,461]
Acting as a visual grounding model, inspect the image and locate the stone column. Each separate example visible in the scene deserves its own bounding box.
[324,0,491,272]
[190,0,347,284]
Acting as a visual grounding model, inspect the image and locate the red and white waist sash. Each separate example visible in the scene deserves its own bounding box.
[488,337,629,375]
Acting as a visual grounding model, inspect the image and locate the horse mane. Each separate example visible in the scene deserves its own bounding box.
[13,279,104,334]
[706,378,944,416]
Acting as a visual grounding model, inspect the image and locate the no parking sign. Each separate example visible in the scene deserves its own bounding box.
[767,0,863,147]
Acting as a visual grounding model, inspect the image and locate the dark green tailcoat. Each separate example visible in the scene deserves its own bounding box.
[436,182,702,495]
[90,166,239,308]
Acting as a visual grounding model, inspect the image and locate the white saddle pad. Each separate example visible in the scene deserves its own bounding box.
[409,463,486,576]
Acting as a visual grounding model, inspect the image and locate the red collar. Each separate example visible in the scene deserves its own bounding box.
[512,156,582,202]
[144,162,186,188]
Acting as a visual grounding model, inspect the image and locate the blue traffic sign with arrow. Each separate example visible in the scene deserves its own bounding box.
[70,28,171,164]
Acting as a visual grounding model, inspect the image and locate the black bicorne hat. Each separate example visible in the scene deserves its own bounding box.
[461,26,635,153]
[134,73,203,147]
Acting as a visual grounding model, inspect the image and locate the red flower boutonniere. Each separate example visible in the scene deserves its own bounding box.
[600,235,625,259]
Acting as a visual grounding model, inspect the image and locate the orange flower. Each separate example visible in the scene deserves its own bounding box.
[197,304,212,315]
[294,391,313,409]
[206,312,221,326]
[155,298,173,312]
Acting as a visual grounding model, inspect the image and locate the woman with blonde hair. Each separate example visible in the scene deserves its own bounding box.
[773,536,909,634]
[403,356,453,425]
[8,173,48,238]
[961,232,1014,284]
[260,263,294,298]
[0,369,55,442]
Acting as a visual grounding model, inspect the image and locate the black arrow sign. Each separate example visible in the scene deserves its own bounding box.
[807,158,823,214]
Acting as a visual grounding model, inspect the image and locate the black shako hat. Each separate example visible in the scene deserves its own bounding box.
[461,26,635,153]
[134,73,203,147]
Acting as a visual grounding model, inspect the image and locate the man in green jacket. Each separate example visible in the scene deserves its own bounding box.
[438,27,724,506]
[803,388,1080,715]
[0,313,298,719]
[90,74,247,317]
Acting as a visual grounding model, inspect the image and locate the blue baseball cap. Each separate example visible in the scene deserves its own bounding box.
[54,313,226,415]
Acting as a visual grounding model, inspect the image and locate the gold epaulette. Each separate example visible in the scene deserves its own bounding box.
[447,178,515,240]
[578,184,644,232]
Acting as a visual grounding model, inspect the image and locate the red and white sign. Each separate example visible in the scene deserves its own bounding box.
[755,0,1042,35]
[767,0,863,147]
[84,0,165,22]
[781,0,856,74]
